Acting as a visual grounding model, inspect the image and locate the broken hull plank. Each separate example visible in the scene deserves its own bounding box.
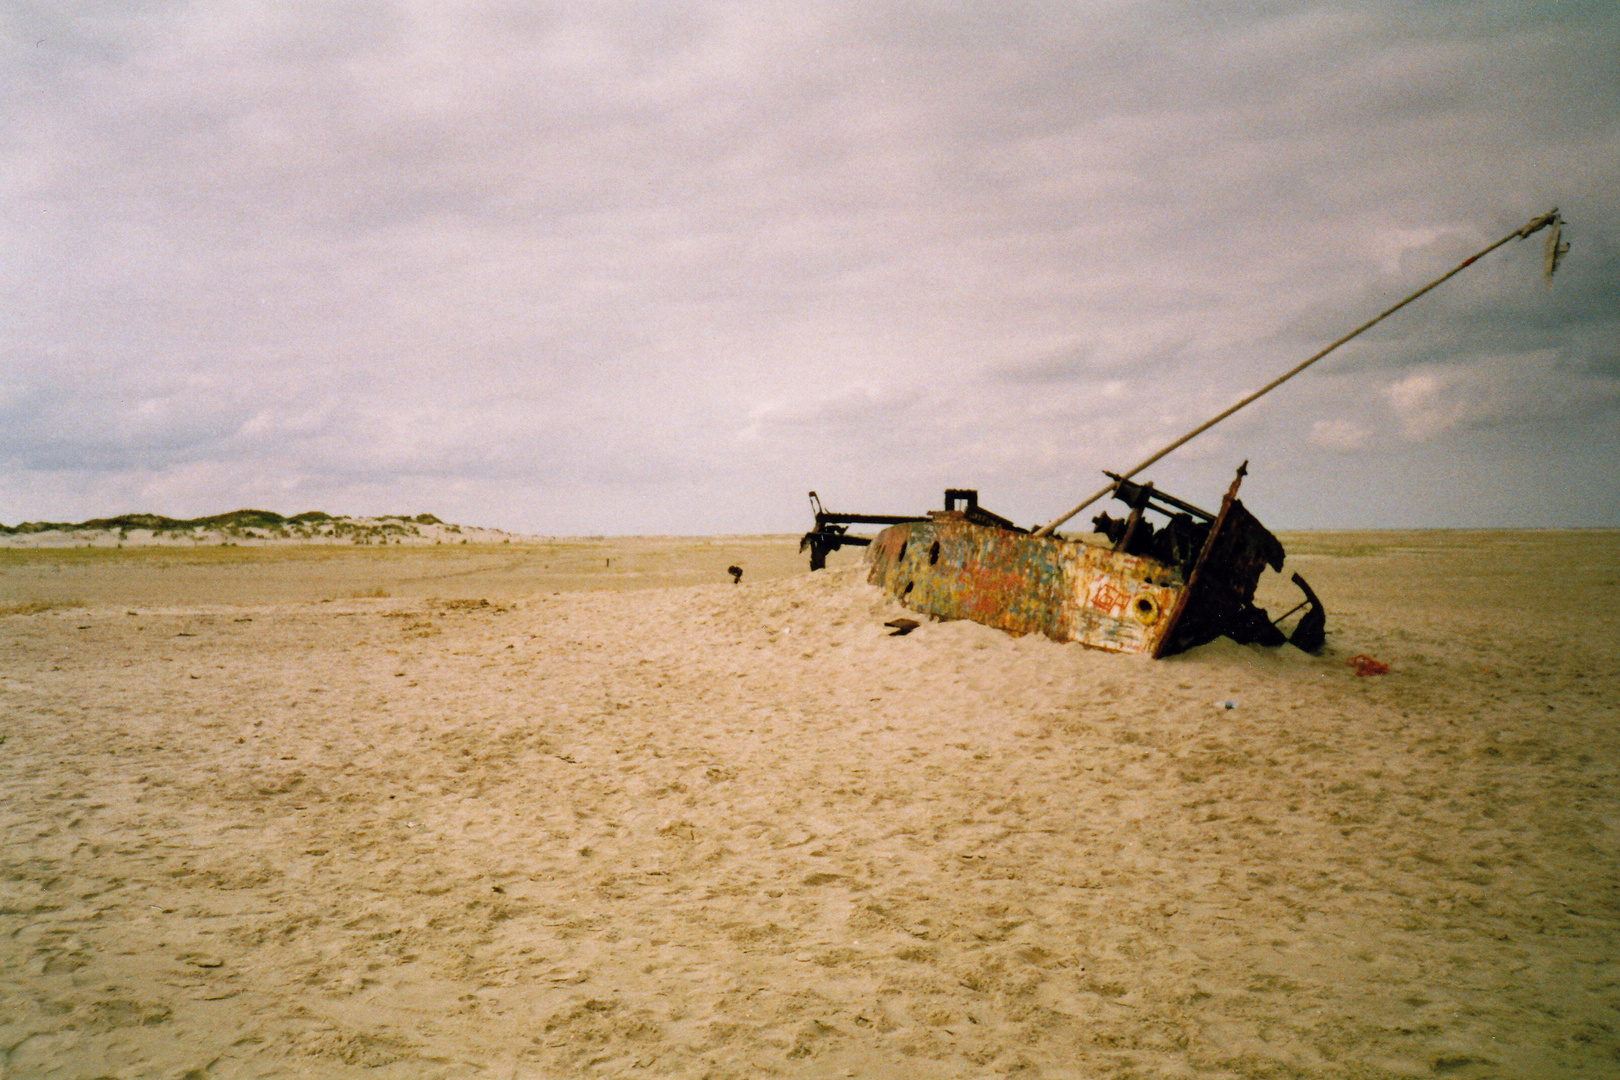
[866,514,1185,654]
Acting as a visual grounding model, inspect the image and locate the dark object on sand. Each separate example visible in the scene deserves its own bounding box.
[884,618,920,636]
[1276,573,1326,653]
[728,565,743,584]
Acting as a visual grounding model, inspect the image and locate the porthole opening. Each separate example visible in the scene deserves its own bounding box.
[929,540,941,566]
[903,581,914,597]
[897,541,907,562]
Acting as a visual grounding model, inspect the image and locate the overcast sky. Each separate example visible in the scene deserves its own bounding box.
[3,1,1617,534]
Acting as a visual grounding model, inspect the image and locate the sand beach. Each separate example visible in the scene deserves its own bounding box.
[1,531,1617,1079]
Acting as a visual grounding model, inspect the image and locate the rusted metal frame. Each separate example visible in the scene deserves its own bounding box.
[807,488,929,529]
[945,489,1023,532]
[801,491,932,569]
[1113,482,1155,553]
[803,525,869,570]
[816,511,930,527]
[1150,463,1248,659]
[1105,474,1214,521]
[1264,572,1326,653]
[963,507,1023,532]
[1284,572,1326,652]
[806,489,1028,570]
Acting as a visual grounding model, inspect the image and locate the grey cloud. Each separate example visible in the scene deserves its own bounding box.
[1382,355,1620,442]
[991,346,1101,385]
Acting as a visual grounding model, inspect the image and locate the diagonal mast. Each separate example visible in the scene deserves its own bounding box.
[1033,209,1569,538]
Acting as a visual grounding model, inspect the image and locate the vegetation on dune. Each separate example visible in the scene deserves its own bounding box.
[0,509,328,534]
[0,509,453,540]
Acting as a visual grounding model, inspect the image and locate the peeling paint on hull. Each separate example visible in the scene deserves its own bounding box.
[866,515,1185,654]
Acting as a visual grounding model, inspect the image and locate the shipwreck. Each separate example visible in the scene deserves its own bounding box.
[801,209,1570,657]
[802,464,1323,658]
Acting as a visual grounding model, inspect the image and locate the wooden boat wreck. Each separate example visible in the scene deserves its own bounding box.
[801,462,1324,658]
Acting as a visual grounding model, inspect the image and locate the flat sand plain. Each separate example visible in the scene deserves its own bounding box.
[1,531,1617,1079]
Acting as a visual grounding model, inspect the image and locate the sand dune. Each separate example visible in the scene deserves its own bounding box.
[1,532,1616,1078]
[0,511,520,550]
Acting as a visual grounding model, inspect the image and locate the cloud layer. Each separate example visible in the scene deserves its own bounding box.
[4,1,1617,531]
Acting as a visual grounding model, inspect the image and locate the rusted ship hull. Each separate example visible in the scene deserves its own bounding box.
[866,518,1183,653]
[847,465,1321,657]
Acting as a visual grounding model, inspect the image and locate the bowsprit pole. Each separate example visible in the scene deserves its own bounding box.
[1032,208,1569,538]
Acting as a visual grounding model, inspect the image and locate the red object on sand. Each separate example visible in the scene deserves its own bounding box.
[1348,654,1390,676]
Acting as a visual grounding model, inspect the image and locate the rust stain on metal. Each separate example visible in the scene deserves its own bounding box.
[866,513,1182,653]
